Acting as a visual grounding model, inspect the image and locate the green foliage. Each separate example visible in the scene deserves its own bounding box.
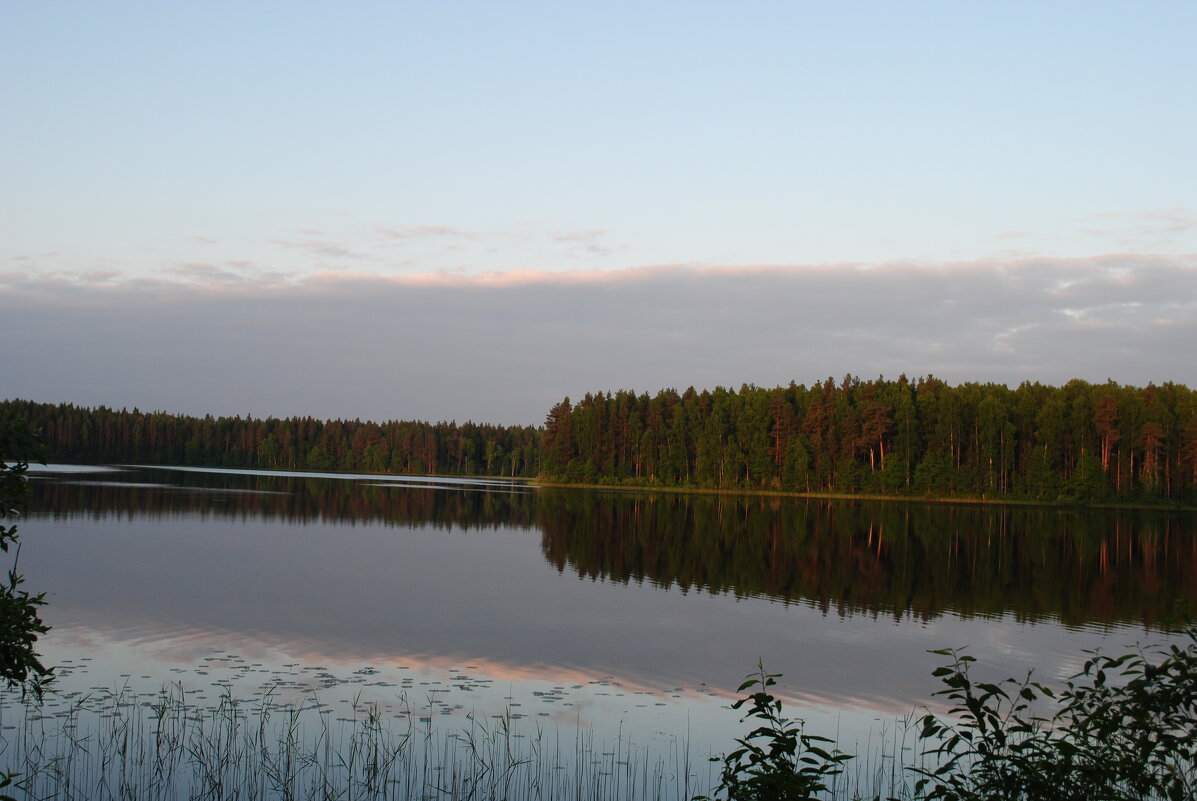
[696,663,852,801]
[9,376,1197,502]
[1065,451,1105,502]
[913,625,1197,801]
[0,412,51,692]
[0,412,52,798]
[0,399,543,478]
[0,412,44,547]
[0,570,50,692]
[704,631,1196,801]
[533,378,1197,505]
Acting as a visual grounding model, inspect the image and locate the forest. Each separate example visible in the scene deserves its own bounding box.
[542,375,1197,504]
[0,399,541,478]
[5,375,1197,504]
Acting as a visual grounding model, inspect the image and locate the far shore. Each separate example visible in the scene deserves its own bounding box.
[528,477,1197,513]
[31,461,1197,513]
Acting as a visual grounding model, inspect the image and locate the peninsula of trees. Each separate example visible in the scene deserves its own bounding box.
[6,375,1197,504]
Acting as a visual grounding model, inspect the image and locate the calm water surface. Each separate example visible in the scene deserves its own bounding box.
[17,465,1197,758]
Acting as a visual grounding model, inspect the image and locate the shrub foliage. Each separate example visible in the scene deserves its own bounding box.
[705,627,1196,801]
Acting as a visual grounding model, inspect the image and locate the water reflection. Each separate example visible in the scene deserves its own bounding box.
[538,490,1196,627]
[31,469,1195,628]
[19,466,1195,725]
[31,466,537,529]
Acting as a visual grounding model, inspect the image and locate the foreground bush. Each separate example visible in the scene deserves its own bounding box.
[703,625,1196,801]
[913,625,1196,801]
[695,663,852,801]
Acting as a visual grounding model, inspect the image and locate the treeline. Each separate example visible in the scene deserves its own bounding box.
[7,375,1197,503]
[1,400,541,477]
[541,376,1197,504]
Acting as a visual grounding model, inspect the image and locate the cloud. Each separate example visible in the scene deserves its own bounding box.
[1081,208,1197,242]
[165,262,247,282]
[1143,209,1197,234]
[272,237,369,260]
[553,229,608,243]
[9,251,61,264]
[3,255,1194,425]
[552,228,619,258]
[374,224,478,241]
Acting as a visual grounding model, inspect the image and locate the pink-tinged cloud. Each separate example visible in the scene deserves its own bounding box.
[2,255,1194,425]
[375,224,478,241]
[1081,207,1197,243]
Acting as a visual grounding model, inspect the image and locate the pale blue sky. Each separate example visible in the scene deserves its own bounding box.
[3,2,1195,423]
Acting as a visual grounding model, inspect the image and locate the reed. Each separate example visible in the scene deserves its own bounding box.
[0,680,913,800]
[0,680,696,801]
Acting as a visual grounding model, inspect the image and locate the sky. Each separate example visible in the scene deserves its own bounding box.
[3,1,1195,426]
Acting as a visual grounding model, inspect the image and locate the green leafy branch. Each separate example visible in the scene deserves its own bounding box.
[697,661,853,801]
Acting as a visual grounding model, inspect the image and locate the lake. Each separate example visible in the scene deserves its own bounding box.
[9,464,1196,797]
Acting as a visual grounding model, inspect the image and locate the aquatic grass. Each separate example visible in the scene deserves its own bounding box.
[0,680,740,801]
[0,675,939,801]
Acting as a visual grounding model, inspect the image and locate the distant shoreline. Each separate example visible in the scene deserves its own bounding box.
[529,478,1197,513]
[9,375,1197,509]
[25,459,1197,513]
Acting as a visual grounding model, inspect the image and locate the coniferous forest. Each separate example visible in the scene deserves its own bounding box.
[541,376,1197,504]
[0,399,542,478]
[6,374,1197,504]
